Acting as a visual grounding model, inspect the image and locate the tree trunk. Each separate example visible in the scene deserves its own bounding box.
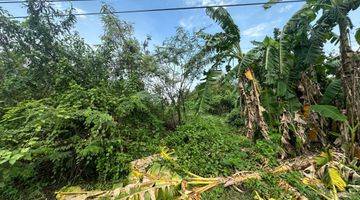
[176,103,182,125]
[338,18,360,155]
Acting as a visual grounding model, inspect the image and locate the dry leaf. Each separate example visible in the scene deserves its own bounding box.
[244,69,254,80]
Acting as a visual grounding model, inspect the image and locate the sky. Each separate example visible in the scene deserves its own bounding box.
[1,0,359,52]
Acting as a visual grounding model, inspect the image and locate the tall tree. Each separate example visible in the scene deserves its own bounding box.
[99,5,156,94]
[154,27,203,124]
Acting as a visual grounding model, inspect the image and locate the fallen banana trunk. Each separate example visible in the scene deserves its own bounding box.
[56,151,360,200]
[56,153,314,200]
[56,171,261,200]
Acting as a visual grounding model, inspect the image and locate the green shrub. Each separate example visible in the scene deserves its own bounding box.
[226,108,245,128]
[207,95,235,115]
[0,84,163,198]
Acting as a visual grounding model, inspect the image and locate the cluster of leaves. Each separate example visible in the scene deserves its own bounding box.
[1,0,360,199]
[0,2,168,198]
[163,115,282,177]
[0,84,164,198]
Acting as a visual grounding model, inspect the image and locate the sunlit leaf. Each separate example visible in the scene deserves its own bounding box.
[326,167,346,191]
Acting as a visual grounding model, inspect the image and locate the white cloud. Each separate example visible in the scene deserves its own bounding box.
[243,23,267,37]
[185,0,235,6]
[74,8,87,19]
[179,15,211,30]
[278,4,293,13]
[179,16,195,29]
[243,20,281,37]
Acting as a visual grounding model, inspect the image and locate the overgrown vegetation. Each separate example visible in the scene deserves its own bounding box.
[1,0,360,199]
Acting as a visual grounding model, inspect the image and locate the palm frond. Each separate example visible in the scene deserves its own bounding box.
[263,38,280,85]
[279,4,315,77]
[304,0,360,64]
[304,13,335,65]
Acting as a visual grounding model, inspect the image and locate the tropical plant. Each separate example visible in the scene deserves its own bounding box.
[188,7,270,140]
[274,0,360,139]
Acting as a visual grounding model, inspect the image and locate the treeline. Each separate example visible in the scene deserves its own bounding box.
[0,2,205,198]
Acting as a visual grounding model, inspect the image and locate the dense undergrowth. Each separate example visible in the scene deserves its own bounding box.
[1,0,360,199]
[0,84,164,199]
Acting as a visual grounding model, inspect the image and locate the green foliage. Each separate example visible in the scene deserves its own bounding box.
[356,28,360,45]
[194,70,223,114]
[242,174,289,199]
[201,187,248,200]
[164,115,281,177]
[227,108,245,128]
[281,172,321,200]
[205,7,240,42]
[311,104,347,122]
[206,94,234,115]
[321,79,342,105]
[255,137,281,167]
[1,1,360,199]
[0,85,163,198]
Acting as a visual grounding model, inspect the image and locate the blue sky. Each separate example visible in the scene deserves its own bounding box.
[2,0,359,52]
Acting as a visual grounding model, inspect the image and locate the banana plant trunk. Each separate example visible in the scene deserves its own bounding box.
[338,19,360,144]
[238,68,270,140]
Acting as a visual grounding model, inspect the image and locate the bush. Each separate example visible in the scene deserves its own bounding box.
[227,108,245,128]
[0,84,163,199]
[207,95,235,115]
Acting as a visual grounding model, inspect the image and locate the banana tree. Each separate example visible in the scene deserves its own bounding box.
[280,0,360,148]
[262,0,360,156]
[188,7,269,140]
